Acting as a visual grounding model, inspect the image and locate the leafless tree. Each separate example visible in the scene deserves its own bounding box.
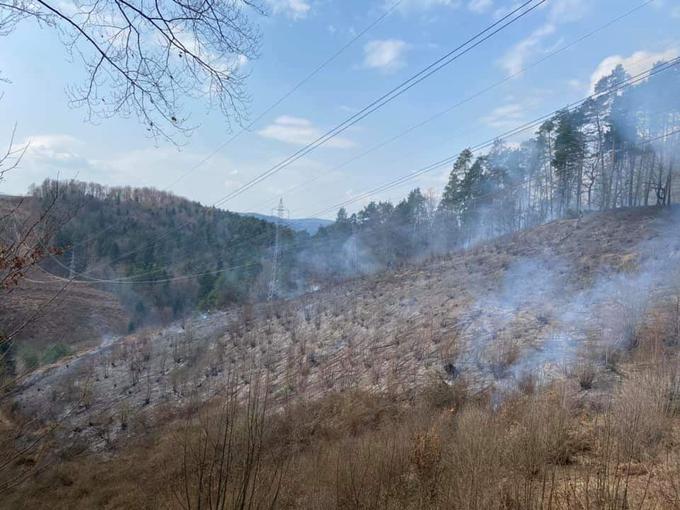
[0,119,75,495]
[171,372,287,510]
[0,0,264,142]
[0,127,65,390]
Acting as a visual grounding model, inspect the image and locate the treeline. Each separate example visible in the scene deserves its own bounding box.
[32,180,298,330]
[305,62,680,276]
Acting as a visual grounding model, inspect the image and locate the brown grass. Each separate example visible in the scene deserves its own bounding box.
[5,208,680,508]
[6,354,680,510]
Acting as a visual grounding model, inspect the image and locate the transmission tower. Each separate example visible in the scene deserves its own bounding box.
[268,198,289,301]
[351,222,358,273]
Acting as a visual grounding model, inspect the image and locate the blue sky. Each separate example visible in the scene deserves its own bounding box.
[1,0,679,218]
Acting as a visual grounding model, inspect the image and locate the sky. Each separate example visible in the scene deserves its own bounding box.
[1,0,679,219]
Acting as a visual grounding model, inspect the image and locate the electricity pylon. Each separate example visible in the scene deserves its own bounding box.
[268,198,289,301]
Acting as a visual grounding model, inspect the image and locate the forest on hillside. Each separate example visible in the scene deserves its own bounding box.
[310,61,680,276]
[31,181,296,329]
[29,61,680,327]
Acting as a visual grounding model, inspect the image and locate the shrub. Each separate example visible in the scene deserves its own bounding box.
[42,343,72,365]
[18,345,39,371]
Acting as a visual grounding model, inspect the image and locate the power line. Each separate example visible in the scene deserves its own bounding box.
[306,56,680,218]
[54,52,680,287]
[164,0,405,191]
[42,57,680,287]
[45,1,404,254]
[29,125,680,288]
[28,226,361,285]
[72,0,543,279]
[211,0,547,208]
[282,0,654,216]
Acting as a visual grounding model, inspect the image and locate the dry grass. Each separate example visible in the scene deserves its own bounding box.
[6,356,680,510]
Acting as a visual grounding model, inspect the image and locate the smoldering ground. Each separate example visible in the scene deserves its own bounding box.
[451,207,680,392]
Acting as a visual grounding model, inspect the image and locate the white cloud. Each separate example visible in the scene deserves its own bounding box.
[499,23,555,76]
[546,0,588,23]
[498,0,587,77]
[589,48,679,92]
[482,103,525,129]
[363,39,409,73]
[257,116,355,148]
[468,0,493,13]
[388,0,461,13]
[265,0,311,20]
[7,134,242,195]
[23,134,92,169]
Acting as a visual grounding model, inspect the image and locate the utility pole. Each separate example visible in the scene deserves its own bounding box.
[268,198,289,301]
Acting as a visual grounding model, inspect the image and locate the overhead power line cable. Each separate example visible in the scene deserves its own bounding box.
[210,0,547,208]
[44,55,680,287]
[52,1,404,253]
[278,0,654,215]
[72,0,544,279]
[165,0,406,190]
[30,124,680,287]
[306,56,680,218]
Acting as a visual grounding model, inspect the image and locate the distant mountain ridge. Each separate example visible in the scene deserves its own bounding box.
[241,213,333,234]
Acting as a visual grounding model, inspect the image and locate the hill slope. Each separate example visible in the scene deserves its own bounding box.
[12,206,680,432]
[6,206,680,509]
[10,180,302,329]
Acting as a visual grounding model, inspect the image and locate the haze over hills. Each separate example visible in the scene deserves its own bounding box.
[241,212,333,235]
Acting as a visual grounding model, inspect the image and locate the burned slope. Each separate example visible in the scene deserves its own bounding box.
[1,279,128,354]
[0,193,128,370]
[9,206,680,450]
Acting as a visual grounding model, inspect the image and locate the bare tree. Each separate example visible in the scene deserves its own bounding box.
[171,373,287,510]
[0,0,264,141]
[0,121,74,496]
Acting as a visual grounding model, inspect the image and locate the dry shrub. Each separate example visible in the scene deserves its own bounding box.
[574,362,597,391]
[441,405,506,509]
[290,411,432,510]
[420,376,469,411]
[500,389,577,494]
[168,376,288,510]
[410,427,443,506]
[487,338,521,380]
[332,429,412,510]
[271,389,403,446]
[612,367,677,460]
[553,411,641,510]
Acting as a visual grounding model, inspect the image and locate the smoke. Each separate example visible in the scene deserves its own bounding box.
[455,208,680,390]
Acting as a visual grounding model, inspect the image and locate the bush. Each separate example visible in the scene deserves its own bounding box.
[42,343,72,365]
[18,345,40,371]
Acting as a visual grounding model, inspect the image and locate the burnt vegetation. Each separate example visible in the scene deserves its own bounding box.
[2,27,680,510]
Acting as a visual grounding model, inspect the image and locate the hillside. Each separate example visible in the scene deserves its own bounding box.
[1,279,127,359]
[13,205,672,402]
[4,206,680,508]
[10,181,303,329]
[3,206,678,470]
[5,4,680,508]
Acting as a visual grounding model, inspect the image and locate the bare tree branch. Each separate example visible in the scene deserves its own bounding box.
[0,0,263,142]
